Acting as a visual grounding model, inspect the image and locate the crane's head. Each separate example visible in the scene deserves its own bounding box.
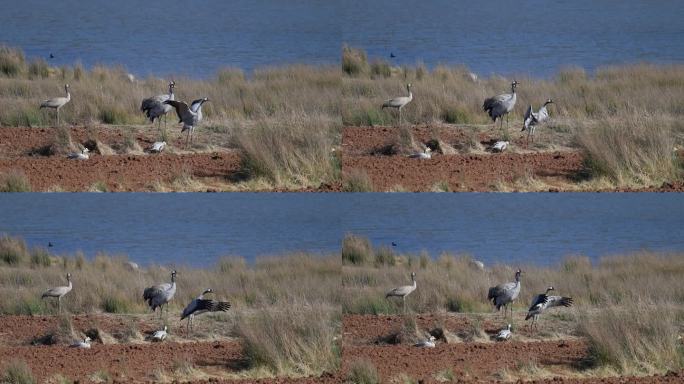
[169,81,176,88]
[411,272,416,279]
[429,336,436,341]
[64,84,70,90]
[546,286,555,292]
[507,324,512,330]
[82,148,90,154]
[84,337,92,343]
[515,269,522,280]
[544,98,554,105]
[202,97,210,103]
[66,273,71,281]
[203,288,213,295]
[407,83,412,89]
[171,270,177,278]
[425,147,432,153]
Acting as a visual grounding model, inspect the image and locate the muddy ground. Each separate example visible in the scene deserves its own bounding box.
[341,314,683,383]
[0,314,341,383]
[341,125,684,192]
[0,126,343,192]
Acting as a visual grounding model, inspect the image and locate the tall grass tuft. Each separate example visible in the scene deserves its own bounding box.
[234,116,339,188]
[346,359,380,384]
[0,170,32,192]
[576,114,679,186]
[578,301,684,374]
[1,360,36,384]
[235,306,339,377]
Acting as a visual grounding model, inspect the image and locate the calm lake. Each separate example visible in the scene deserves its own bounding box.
[1,0,683,77]
[0,193,681,267]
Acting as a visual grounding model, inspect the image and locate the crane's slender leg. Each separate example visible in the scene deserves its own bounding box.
[56,109,60,127]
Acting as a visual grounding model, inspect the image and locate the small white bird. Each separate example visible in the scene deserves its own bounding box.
[408,147,432,159]
[414,335,436,348]
[70,337,91,348]
[67,148,89,160]
[151,326,168,342]
[496,324,512,341]
[491,141,509,153]
[149,141,166,153]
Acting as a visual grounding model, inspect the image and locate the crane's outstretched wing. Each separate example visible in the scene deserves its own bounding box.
[164,100,190,122]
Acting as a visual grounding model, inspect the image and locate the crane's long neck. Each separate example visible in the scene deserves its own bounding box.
[65,88,71,101]
[407,87,413,100]
[169,86,174,100]
[511,84,516,94]
[67,280,72,290]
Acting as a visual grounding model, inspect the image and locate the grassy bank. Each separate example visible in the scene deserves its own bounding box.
[342,234,684,375]
[0,234,340,378]
[0,46,341,190]
[342,47,684,188]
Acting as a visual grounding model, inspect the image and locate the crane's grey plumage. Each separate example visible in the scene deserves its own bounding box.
[496,324,512,341]
[164,97,209,147]
[181,288,231,333]
[141,81,175,132]
[143,270,177,318]
[70,336,91,348]
[386,272,417,313]
[488,269,522,318]
[41,273,72,312]
[40,84,71,126]
[151,326,168,342]
[522,99,553,145]
[382,83,413,125]
[483,81,518,134]
[525,286,573,328]
[67,147,89,160]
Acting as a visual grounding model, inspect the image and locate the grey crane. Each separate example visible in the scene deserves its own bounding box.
[525,286,573,329]
[41,273,72,312]
[70,336,91,348]
[143,270,177,318]
[483,80,519,134]
[495,324,512,341]
[382,83,413,125]
[164,97,210,147]
[386,272,417,313]
[67,147,89,160]
[40,84,71,126]
[522,99,553,146]
[141,81,176,132]
[180,288,231,333]
[487,269,522,318]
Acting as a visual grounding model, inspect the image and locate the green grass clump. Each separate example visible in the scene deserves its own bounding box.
[0,235,29,264]
[342,169,373,192]
[342,45,369,76]
[101,295,132,313]
[0,46,25,77]
[370,60,392,78]
[342,234,373,265]
[2,360,36,384]
[30,248,51,267]
[28,59,49,79]
[346,359,380,384]
[0,170,32,192]
[99,106,131,124]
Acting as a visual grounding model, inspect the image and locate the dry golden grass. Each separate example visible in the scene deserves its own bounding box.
[341,47,684,187]
[0,234,340,378]
[342,235,684,375]
[0,46,341,190]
